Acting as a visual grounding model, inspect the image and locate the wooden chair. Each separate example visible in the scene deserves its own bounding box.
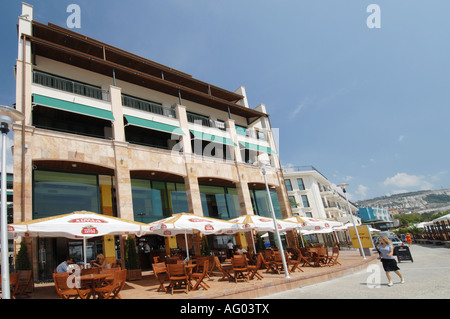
[214,256,233,282]
[263,250,273,263]
[314,247,329,267]
[53,272,92,299]
[190,259,210,291]
[231,255,249,283]
[248,253,264,280]
[167,263,189,295]
[94,269,127,299]
[268,251,290,274]
[326,247,341,266]
[288,250,304,273]
[2,273,21,299]
[153,256,160,263]
[298,248,314,267]
[152,262,168,292]
[15,270,33,298]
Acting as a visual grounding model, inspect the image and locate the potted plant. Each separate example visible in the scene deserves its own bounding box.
[200,236,211,256]
[15,241,33,293]
[125,236,142,281]
[255,234,265,253]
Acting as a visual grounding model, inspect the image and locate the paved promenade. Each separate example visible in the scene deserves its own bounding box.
[26,250,376,299]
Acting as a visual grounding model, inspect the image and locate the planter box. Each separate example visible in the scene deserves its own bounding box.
[126,268,142,281]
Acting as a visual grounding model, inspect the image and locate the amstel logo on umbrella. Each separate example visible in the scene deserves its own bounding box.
[8,226,15,231]
[69,218,107,223]
[81,226,98,235]
[204,224,214,231]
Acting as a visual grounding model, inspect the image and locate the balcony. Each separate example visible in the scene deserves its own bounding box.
[33,70,109,101]
[187,111,226,131]
[122,94,176,118]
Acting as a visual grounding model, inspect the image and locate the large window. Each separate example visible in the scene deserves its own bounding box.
[199,185,241,220]
[284,179,292,191]
[131,179,188,223]
[33,105,113,139]
[250,189,283,219]
[33,170,100,219]
[297,178,305,190]
[301,195,310,208]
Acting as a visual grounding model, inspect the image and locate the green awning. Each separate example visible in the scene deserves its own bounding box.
[190,130,236,146]
[33,94,115,121]
[124,115,184,135]
[239,141,277,155]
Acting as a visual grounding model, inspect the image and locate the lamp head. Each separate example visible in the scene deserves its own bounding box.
[337,183,349,193]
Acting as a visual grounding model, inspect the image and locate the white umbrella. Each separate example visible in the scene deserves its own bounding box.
[145,213,240,259]
[432,213,450,224]
[285,216,344,247]
[9,211,146,265]
[229,215,297,252]
[285,216,343,230]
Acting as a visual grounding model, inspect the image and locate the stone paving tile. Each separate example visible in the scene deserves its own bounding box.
[24,250,377,299]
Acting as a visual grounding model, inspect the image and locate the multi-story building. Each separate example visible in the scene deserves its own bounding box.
[282,166,358,222]
[357,206,394,230]
[12,3,293,280]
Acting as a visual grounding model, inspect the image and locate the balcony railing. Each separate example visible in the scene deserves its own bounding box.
[187,112,226,130]
[33,70,108,101]
[122,94,176,118]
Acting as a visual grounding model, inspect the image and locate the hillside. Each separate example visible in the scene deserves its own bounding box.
[356,189,450,214]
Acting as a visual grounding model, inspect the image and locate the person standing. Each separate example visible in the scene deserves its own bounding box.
[226,240,234,258]
[378,236,405,287]
[406,233,412,246]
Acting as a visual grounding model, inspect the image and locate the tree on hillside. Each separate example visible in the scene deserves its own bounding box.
[395,212,422,227]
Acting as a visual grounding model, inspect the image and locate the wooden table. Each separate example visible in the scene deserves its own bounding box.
[79,273,109,298]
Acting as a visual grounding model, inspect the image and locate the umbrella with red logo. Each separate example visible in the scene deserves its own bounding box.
[229,215,297,253]
[9,211,147,265]
[145,213,240,259]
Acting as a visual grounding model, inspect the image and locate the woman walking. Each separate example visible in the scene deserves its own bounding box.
[378,236,405,287]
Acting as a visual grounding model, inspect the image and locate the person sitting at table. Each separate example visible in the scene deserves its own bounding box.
[56,257,75,273]
[91,254,109,269]
[236,245,247,255]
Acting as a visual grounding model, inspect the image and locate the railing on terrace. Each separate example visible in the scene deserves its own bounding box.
[187,111,226,130]
[33,70,109,101]
[122,94,176,118]
[235,125,266,141]
[282,165,328,180]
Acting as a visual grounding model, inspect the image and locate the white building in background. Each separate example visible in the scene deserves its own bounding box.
[282,166,360,224]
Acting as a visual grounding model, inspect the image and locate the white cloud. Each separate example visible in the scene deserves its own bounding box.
[355,184,369,199]
[383,173,433,191]
[398,135,405,142]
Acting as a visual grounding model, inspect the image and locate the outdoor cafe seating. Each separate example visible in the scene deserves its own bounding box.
[52,266,125,299]
[190,259,210,291]
[0,270,33,299]
[93,269,127,299]
[247,253,264,280]
[53,272,92,299]
[167,263,189,295]
[231,255,249,283]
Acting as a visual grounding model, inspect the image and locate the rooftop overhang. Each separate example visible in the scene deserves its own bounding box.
[27,21,267,121]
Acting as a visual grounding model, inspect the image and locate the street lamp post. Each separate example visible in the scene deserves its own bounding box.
[0,105,24,299]
[260,162,291,279]
[338,183,366,260]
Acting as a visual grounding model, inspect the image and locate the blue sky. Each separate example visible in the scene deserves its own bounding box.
[1,0,449,201]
